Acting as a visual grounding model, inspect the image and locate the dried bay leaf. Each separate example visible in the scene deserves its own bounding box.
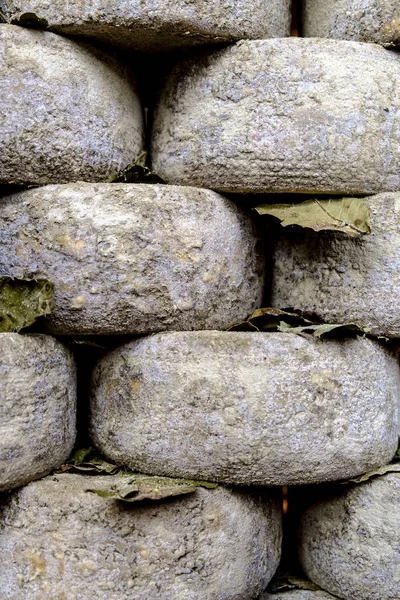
[255,197,371,237]
[267,572,322,593]
[341,445,400,485]
[56,448,120,475]
[343,463,400,485]
[0,277,54,332]
[228,307,317,332]
[228,307,369,339]
[57,448,217,503]
[86,473,217,504]
[11,12,48,29]
[107,150,165,184]
[277,321,370,338]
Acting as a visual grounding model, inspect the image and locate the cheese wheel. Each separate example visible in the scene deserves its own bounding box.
[0,0,291,50]
[303,0,400,46]
[90,331,400,485]
[0,474,282,599]
[299,473,400,600]
[0,184,264,334]
[0,25,143,185]
[0,333,76,492]
[152,38,400,195]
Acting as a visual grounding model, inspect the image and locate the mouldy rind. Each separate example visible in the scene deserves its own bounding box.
[0,473,282,599]
[0,24,144,185]
[303,0,400,46]
[151,38,400,195]
[298,473,400,600]
[0,0,292,50]
[90,331,400,485]
[0,183,265,334]
[270,192,400,338]
[0,333,76,492]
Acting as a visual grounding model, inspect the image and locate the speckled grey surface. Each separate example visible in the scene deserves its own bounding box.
[0,0,291,51]
[90,332,400,485]
[151,38,400,195]
[303,0,400,46]
[0,474,282,599]
[298,473,400,600]
[263,591,337,599]
[0,24,143,186]
[270,193,400,338]
[0,184,264,335]
[0,334,76,492]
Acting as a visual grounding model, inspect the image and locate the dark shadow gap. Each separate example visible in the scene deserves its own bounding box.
[291,0,303,37]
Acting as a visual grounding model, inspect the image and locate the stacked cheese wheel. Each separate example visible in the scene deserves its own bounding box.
[0,2,399,599]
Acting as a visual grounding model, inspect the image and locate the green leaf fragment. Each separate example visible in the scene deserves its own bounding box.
[0,277,54,333]
[70,447,94,465]
[255,197,371,237]
[11,12,48,29]
[107,151,165,184]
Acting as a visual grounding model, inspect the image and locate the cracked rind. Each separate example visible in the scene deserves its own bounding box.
[151,38,400,195]
[271,193,400,338]
[90,331,400,485]
[298,473,400,600]
[0,334,76,492]
[303,0,400,46]
[0,184,264,335]
[0,0,291,51]
[0,473,282,600]
[0,24,144,186]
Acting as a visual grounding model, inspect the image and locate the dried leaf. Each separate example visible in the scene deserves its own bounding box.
[57,457,120,475]
[107,151,165,184]
[341,459,400,485]
[277,321,370,338]
[11,12,48,29]
[0,277,54,332]
[228,307,316,332]
[68,339,107,349]
[56,446,120,474]
[86,473,217,503]
[267,573,322,593]
[255,197,371,237]
[228,307,369,339]
[58,448,217,503]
